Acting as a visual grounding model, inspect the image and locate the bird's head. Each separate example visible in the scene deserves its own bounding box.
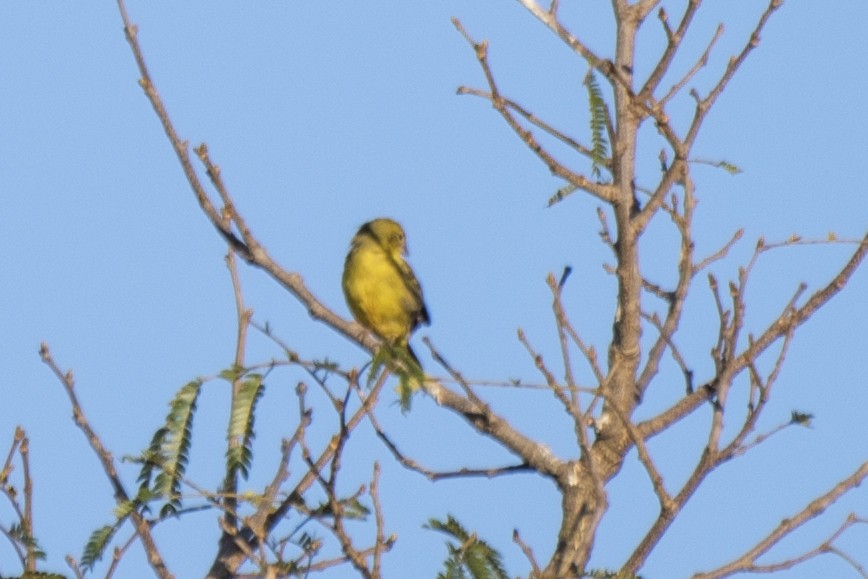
[362,218,408,257]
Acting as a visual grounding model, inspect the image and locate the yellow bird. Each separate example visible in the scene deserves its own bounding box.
[342,218,430,368]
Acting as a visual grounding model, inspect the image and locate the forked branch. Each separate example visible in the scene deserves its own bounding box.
[39,344,173,579]
[693,466,868,578]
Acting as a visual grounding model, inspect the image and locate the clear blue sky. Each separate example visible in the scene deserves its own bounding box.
[2,2,867,578]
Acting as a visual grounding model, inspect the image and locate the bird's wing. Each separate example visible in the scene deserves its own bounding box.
[396,259,430,328]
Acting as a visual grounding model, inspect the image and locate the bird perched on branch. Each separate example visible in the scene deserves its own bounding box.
[342,218,430,370]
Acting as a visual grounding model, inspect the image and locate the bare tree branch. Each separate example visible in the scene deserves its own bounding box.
[115,0,370,355]
[734,232,868,375]
[514,0,610,73]
[693,469,868,578]
[456,86,600,163]
[659,23,724,106]
[640,1,702,99]
[452,17,617,203]
[361,394,532,481]
[513,528,542,577]
[694,229,745,274]
[39,344,174,579]
[108,1,867,577]
[220,244,252,533]
[683,0,785,150]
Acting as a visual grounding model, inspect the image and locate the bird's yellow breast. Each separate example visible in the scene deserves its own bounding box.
[342,244,416,343]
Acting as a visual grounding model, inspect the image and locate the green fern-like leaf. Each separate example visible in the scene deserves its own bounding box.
[309,495,370,520]
[218,365,245,383]
[437,560,469,579]
[226,373,265,480]
[152,379,202,515]
[690,158,743,174]
[547,182,579,207]
[790,410,814,427]
[427,515,508,579]
[136,426,168,488]
[340,497,371,520]
[583,69,611,180]
[8,523,46,562]
[81,524,117,572]
[112,498,139,520]
[715,160,742,175]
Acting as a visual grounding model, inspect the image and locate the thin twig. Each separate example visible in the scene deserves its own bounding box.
[514,0,621,82]
[640,1,702,99]
[683,0,785,150]
[605,403,673,512]
[39,343,173,579]
[694,229,744,274]
[452,17,616,203]
[424,337,484,407]
[20,434,35,573]
[517,329,575,420]
[660,24,724,106]
[115,0,368,355]
[641,311,693,394]
[221,244,252,532]
[513,528,542,577]
[65,555,85,579]
[457,86,600,164]
[362,396,531,480]
[370,463,389,577]
[734,232,868,374]
[693,467,868,578]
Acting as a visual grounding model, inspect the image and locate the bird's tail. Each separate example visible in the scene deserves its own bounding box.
[393,341,424,411]
[405,342,422,370]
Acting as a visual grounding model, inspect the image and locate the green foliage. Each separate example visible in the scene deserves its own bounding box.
[7,523,46,562]
[714,160,742,175]
[218,365,244,383]
[137,379,202,517]
[583,70,611,180]
[80,524,117,572]
[791,410,814,427]
[310,496,370,520]
[135,426,168,501]
[547,183,579,207]
[426,515,508,579]
[112,493,149,520]
[82,479,157,573]
[340,496,371,520]
[226,373,266,480]
[689,158,742,174]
